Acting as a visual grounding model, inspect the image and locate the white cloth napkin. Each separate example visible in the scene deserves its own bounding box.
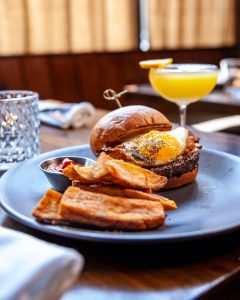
[192,115,240,132]
[39,100,96,129]
[0,226,84,300]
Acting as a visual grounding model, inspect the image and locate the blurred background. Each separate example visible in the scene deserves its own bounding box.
[0,0,239,129]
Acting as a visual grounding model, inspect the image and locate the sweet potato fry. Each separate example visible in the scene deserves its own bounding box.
[124,189,177,210]
[59,186,165,231]
[63,165,93,182]
[72,183,176,210]
[32,186,170,230]
[72,183,127,197]
[90,153,167,190]
[32,189,62,221]
[63,164,110,185]
[72,180,152,194]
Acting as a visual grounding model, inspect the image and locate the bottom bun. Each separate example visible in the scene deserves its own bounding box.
[162,166,199,190]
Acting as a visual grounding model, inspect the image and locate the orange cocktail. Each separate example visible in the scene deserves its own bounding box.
[140,61,218,127]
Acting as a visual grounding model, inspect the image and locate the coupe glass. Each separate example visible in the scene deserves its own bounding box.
[149,64,218,127]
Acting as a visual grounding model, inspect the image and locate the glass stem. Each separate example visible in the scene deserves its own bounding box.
[179,104,187,127]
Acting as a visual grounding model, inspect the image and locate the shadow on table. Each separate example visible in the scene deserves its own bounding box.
[2,216,240,299]
[3,216,240,268]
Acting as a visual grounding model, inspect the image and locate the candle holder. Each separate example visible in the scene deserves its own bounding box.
[0,90,40,171]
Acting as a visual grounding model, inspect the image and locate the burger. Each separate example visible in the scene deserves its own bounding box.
[90,105,201,189]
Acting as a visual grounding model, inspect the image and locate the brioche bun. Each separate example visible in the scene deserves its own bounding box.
[90,105,172,156]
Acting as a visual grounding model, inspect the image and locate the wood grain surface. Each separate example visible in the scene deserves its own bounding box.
[0,109,240,300]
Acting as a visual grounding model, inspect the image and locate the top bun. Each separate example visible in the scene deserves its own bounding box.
[90,105,172,155]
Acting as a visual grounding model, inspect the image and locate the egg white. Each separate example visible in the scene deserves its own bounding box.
[122,127,188,166]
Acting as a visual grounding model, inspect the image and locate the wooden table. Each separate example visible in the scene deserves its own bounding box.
[1,109,240,300]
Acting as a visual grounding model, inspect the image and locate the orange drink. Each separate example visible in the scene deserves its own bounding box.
[140,62,218,127]
[149,68,217,105]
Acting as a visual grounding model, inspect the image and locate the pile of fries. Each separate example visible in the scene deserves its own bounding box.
[32,153,177,231]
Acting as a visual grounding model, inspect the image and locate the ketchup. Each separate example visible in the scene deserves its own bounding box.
[46,158,79,173]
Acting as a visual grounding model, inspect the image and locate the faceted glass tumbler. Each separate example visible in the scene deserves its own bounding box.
[0,90,40,171]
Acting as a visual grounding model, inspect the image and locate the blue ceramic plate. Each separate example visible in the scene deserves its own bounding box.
[0,145,240,244]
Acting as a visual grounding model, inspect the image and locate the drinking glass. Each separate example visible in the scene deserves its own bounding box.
[149,64,218,127]
[0,90,40,171]
[219,58,240,97]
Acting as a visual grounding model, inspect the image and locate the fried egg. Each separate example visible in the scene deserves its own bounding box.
[122,127,188,166]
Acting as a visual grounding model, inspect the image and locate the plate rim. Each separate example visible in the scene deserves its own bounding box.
[1,145,240,244]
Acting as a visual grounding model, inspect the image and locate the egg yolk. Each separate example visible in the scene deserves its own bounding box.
[136,131,181,162]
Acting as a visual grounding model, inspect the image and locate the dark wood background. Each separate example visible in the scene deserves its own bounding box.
[0,47,239,110]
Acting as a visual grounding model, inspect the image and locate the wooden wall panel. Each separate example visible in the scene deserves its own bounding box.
[49,55,79,101]
[74,52,150,110]
[0,47,239,108]
[21,56,53,99]
[0,58,23,90]
[75,54,105,104]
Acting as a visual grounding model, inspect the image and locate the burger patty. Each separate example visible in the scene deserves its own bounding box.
[148,150,199,178]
